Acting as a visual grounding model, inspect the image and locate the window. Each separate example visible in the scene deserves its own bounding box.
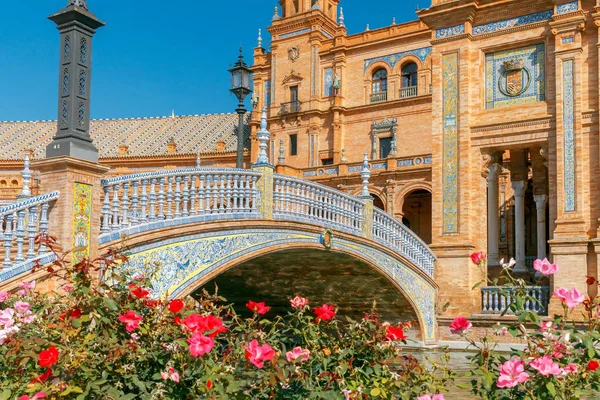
[372,69,388,94]
[401,62,418,88]
[293,0,299,14]
[379,137,393,159]
[322,158,333,166]
[290,86,299,102]
[290,134,298,156]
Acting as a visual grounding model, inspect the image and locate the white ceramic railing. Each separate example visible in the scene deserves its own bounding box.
[372,208,436,277]
[481,286,550,315]
[273,174,364,235]
[100,168,262,234]
[0,191,59,271]
[370,92,388,103]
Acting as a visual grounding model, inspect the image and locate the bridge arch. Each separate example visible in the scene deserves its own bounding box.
[109,221,438,344]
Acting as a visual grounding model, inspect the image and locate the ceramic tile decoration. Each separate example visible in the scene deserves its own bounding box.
[364,47,432,72]
[372,162,387,170]
[119,228,438,343]
[72,183,92,263]
[264,81,271,106]
[279,28,311,39]
[320,29,333,39]
[435,24,465,39]
[562,36,575,44]
[473,10,553,35]
[563,59,576,212]
[442,53,459,234]
[324,68,333,97]
[556,1,578,14]
[485,44,546,109]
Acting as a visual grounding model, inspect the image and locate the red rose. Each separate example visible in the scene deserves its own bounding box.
[144,300,160,308]
[168,299,185,313]
[449,316,472,335]
[129,284,150,299]
[70,308,82,319]
[246,301,271,315]
[38,346,59,368]
[470,252,486,265]
[587,276,597,285]
[174,316,182,325]
[588,360,599,371]
[30,368,52,384]
[206,380,213,389]
[385,326,407,341]
[314,304,336,322]
[182,314,226,337]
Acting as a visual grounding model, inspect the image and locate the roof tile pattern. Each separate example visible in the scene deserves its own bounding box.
[0,113,251,160]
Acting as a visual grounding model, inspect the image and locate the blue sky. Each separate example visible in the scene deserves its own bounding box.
[0,0,423,121]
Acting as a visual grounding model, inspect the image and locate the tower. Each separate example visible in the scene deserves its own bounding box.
[46,0,105,162]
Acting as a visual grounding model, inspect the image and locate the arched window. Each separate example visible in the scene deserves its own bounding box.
[0,180,6,188]
[401,62,418,88]
[372,69,388,94]
[11,180,18,188]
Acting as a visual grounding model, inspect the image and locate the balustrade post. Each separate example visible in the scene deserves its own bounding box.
[252,165,274,219]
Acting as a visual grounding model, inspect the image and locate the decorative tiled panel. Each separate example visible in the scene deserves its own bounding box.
[435,24,465,39]
[72,183,92,263]
[556,1,578,14]
[562,36,575,44]
[485,44,546,109]
[473,10,553,35]
[371,162,387,170]
[279,28,311,39]
[397,159,414,167]
[311,47,317,95]
[442,53,459,234]
[264,81,271,106]
[324,68,333,97]
[423,157,433,164]
[303,170,317,177]
[563,59,576,212]
[348,165,363,173]
[325,167,338,175]
[364,47,432,72]
[320,29,333,39]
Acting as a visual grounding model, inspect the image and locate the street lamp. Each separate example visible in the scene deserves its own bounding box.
[229,48,253,169]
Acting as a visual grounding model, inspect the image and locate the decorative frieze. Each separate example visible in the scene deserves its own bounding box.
[556,1,578,15]
[473,10,553,36]
[279,28,311,39]
[435,24,465,39]
[364,47,432,72]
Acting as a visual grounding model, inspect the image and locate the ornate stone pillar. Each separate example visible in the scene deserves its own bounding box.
[534,194,548,260]
[512,180,527,272]
[487,163,501,266]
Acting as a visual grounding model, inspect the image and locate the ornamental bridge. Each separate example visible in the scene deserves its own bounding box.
[0,151,439,343]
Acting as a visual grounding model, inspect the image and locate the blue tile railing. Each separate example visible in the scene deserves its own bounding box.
[481,286,550,315]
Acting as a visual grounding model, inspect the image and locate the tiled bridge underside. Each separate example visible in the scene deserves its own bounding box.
[103,221,438,344]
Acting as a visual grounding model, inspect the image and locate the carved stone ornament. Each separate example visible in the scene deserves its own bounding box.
[499,59,530,97]
[288,45,300,62]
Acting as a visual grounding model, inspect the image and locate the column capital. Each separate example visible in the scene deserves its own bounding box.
[486,163,501,182]
[534,194,549,209]
[511,180,527,197]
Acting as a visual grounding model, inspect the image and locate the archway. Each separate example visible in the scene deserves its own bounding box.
[401,189,432,244]
[196,249,418,331]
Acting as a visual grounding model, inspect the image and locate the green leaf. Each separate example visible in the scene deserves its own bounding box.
[0,390,12,400]
[370,388,381,397]
[103,298,119,311]
[546,381,556,396]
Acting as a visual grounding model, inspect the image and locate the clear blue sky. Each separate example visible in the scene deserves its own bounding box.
[0,0,423,121]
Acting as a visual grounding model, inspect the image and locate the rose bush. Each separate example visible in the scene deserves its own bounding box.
[0,240,452,399]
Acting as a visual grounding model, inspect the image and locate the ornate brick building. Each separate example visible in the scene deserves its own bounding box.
[1,0,598,319]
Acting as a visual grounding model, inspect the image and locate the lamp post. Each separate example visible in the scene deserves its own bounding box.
[229,48,253,169]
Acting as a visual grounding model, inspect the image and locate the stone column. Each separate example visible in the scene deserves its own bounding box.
[487,163,500,266]
[533,194,548,260]
[512,180,527,272]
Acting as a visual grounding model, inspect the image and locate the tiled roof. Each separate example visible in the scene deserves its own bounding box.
[0,113,251,160]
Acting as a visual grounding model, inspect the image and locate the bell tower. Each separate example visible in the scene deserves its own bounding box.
[279,0,339,21]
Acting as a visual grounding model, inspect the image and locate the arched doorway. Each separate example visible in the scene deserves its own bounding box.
[195,248,418,331]
[401,189,432,244]
[372,194,386,211]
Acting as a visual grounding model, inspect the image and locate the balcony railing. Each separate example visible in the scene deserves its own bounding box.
[481,286,550,315]
[370,92,388,104]
[280,101,302,115]
[399,86,418,99]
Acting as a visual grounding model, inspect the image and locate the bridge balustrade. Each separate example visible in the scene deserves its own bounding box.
[481,286,550,315]
[100,169,262,234]
[0,191,59,281]
[373,208,435,277]
[273,174,365,236]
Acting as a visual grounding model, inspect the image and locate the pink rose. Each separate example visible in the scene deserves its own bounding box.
[497,358,530,388]
[470,252,486,265]
[62,285,75,292]
[18,392,46,400]
[449,316,472,335]
[19,281,36,291]
[187,334,214,357]
[244,339,276,368]
[530,356,561,376]
[0,292,9,302]
[553,288,585,308]
[418,395,445,400]
[13,301,31,314]
[538,321,556,332]
[286,346,310,362]
[118,311,143,332]
[161,367,180,383]
[533,259,558,276]
[0,308,16,328]
[290,296,309,309]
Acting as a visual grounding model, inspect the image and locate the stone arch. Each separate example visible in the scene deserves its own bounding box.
[393,55,423,75]
[395,181,433,212]
[364,61,392,78]
[350,185,386,211]
[116,226,438,344]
